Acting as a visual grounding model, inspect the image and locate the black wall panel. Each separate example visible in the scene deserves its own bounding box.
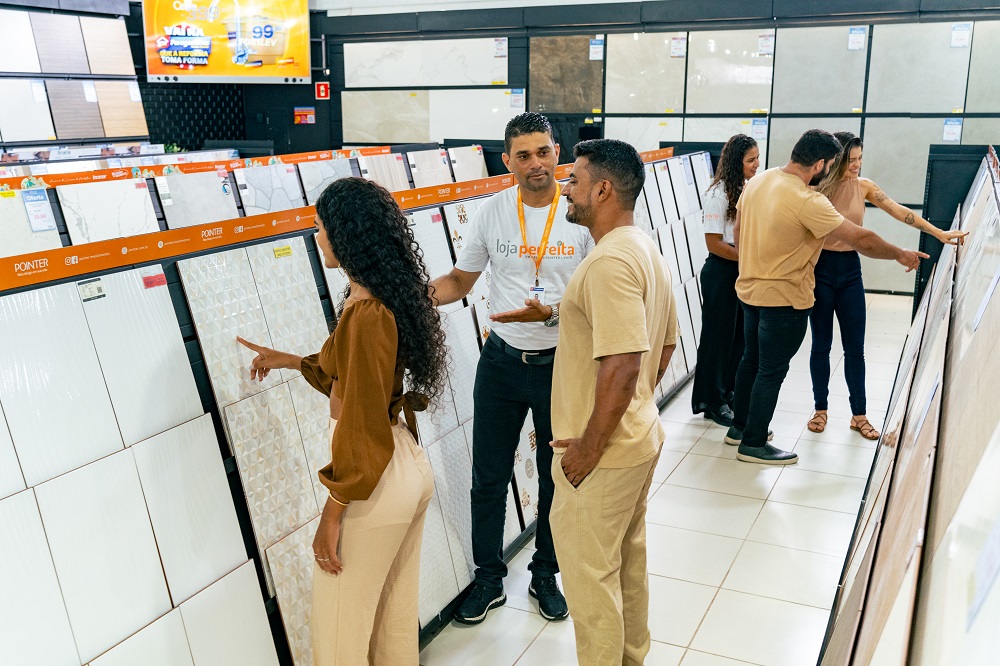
[524,3,643,27]
[921,0,1000,10]
[417,8,525,32]
[138,82,247,150]
[773,0,919,17]
[243,83,334,154]
[641,0,773,23]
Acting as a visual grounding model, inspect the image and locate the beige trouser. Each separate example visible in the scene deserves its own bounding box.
[312,420,435,666]
[550,448,660,666]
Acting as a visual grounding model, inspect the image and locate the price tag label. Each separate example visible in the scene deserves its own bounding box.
[511,89,525,109]
[752,118,769,142]
[943,118,963,142]
[273,245,293,258]
[758,32,775,55]
[848,27,867,51]
[78,278,106,303]
[952,23,972,48]
[495,38,508,58]
[82,81,98,103]
[589,39,604,60]
[671,36,687,58]
[21,189,57,232]
[141,269,167,289]
[128,81,142,102]
[31,80,47,102]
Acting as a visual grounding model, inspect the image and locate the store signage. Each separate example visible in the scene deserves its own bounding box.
[293,107,316,125]
[315,82,330,100]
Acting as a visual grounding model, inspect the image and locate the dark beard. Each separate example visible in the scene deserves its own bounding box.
[521,172,553,192]
[809,172,825,187]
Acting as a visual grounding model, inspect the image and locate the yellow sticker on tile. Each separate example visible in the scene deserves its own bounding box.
[409,93,418,97]
[659,122,668,127]
[592,108,602,113]
[953,107,964,114]
[852,108,863,113]
[664,108,675,113]
[584,118,594,124]
[0,191,15,198]
[492,80,507,85]
[273,246,293,258]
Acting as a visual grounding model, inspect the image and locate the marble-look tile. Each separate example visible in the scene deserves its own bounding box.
[529,36,604,114]
[0,79,57,142]
[342,90,430,144]
[266,517,319,666]
[90,609,193,666]
[408,149,455,189]
[95,81,148,137]
[0,282,123,487]
[35,450,171,663]
[298,158,354,205]
[0,188,62,259]
[447,146,490,183]
[409,207,456,282]
[766,117,861,169]
[132,415,246,605]
[683,117,768,163]
[234,164,305,216]
[30,13,90,74]
[686,30,774,113]
[345,37,507,88]
[606,32,686,114]
[287,375,334,510]
[180,561,280,666]
[157,171,240,229]
[604,117,683,153]
[966,20,1000,113]
[357,152,412,192]
[772,26,868,113]
[58,178,158,244]
[0,490,79,666]
[0,9,41,73]
[418,466,461,627]
[45,80,104,140]
[428,428,475,589]
[429,88,522,144]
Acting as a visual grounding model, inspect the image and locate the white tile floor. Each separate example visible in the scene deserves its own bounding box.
[420,294,910,666]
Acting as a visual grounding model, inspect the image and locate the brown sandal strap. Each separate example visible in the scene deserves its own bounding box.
[809,413,828,426]
[852,419,879,439]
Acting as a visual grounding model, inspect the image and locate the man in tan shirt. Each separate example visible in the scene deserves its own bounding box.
[728,129,928,464]
[550,139,678,665]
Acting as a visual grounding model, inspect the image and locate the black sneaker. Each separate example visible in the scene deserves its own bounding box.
[453,581,506,625]
[703,405,735,427]
[723,426,774,445]
[736,443,798,465]
[528,575,568,621]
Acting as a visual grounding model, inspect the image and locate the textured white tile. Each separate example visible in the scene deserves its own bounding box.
[132,415,247,605]
[298,158,354,205]
[89,610,193,666]
[287,375,334,510]
[343,92,430,146]
[604,117,684,153]
[234,164,305,216]
[429,88,522,145]
[408,148,455,189]
[266,517,320,666]
[513,412,540,523]
[0,188,62,259]
[0,9,41,73]
[179,248,282,407]
[444,306,480,424]
[321,261,350,305]
[655,161,682,224]
[358,152,412,192]
[427,428,474,589]
[81,266,202,447]
[0,79,57,142]
[345,38,507,88]
[180,561,280,666]
[35,451,171,663]
[409,208,455,280]
[0,412,25,500]
[58,179,158,244]
[447,146,489,183]
[157,171,239,230]
[686,29,774,113]
[0,490,79,666]
[418,469,461,627]
[415,373,460,447]
[0,282,123,486]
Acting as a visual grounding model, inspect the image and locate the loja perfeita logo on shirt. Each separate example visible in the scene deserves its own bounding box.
[495,239,580,259]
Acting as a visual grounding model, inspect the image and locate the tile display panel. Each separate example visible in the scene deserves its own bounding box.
[0,79,57,142]
[0,490,79,666]
[867,22,971,113]
[30,12,89,74]
[409,207,455,288]
[604,117,683,153]
[529,36,604,114]
[670,156,701,219]
[448,145,490,182]
[132,415,247,606]
[287,376,334,511]
[634,186,654,234]
[863,117,953,206]
[0,414,23,501]
[674,283,698,362]
[654,161,681,224]
[429,88,523,144]
[266,517,319,666]
[79,16,135,76]
[34,451,171,663]
[428,428,475,589]
[408,148,455,189]
[157,171,240,229]
[0,188,62,259]
[444,306,480,425]
[234,164,305,216]
[642,163,669,230]
[298,158,354,205]
[357,152,411,192]
[321,261,350,304]
[45,80,104,139]
[767,117,861,169]
[772,26,868,113]
[513,412,540,524]
[0,282,123,487]
[415,371,461,448]
[81,266,202,447]
[657,225,682,285]
[342,90,430,144]
[0,9,41,73]
[345,37,508,88]
[692,151,715,203]
[966,20,1000,113]
[684,212,710,273]
[89,610,194,666]
[418,482,461,627]
[671,221,694,283]
[606,32,686,114]
[58,178,159,245]
[685,277,704,343]
[961,118,1000,146]
[95,81,149,137]
[686,29,774,114]
[683,117,768,166]
[442,196,486,258]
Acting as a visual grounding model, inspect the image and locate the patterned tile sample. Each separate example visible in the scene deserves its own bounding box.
[428,427,475,589]
[0,490,79,666]
[0,9,41,73]
[90,609,194,666]
[684,212,710,272]
[407,149,454,189]
[34,451,171,663]
[418,456,461,627]
[178,248,282,407]
[0,188,62,259]
[287,376,334,510]
[357,153,411,192]
[448,146,489,183]
[298,158,354,205]
[686,29,774,113]
[513,412,539,523]
[95,81,149,137]
[235,164,305,216]
[529,36,604,114]
[442,196,485,258]
[0,282,123,486]
[429,88,522,144]
[604,116,683,153]
[0,79,56,142]
[606,32,686,114]
[180,561,280,666]
[45,80,104,139]
[654,161,681,223]
[132,415,246,606]
[81,267,202,446]
[79,16,134,76]
[345,38,507,87]
[58,178,158,244]
[30,13,90,74]
[266,517,320,666]
[643,163,669,230]
[246,236,330,358]
[342,90,430,144]
[157,171,239,230]
[0,413,24,501]
[772,26,867,113]
[474,297,491,346]
[409,207,455,281]
[223,382,318,553]
[444,306,480,424]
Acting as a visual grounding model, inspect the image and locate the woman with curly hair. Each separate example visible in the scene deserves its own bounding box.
[691,134,759,426]
[237,177,448,665]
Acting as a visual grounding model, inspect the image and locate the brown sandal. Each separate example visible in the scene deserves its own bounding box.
[851,418,880,441]
[807,412,828,433]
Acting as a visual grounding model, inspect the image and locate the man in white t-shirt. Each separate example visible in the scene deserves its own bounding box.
[429,113,594,624]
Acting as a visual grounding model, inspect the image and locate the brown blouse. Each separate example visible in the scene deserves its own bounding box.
[300,298,406,502]
[824,177,866,252]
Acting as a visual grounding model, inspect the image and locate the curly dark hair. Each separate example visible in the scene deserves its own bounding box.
[708,134,758,221]
[315,177,448,405]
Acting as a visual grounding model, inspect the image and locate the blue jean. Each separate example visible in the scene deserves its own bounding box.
[809,250,867,415]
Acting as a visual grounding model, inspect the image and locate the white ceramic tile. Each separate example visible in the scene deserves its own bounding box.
[0,9,41,73]
[659,421,710,451]
[298,157,354,205]
[655,161,682,223]
[772,26,868,113]
[769,468,866,514]
[681,650,761,665]
[345,38,507,88]
[418,471,461,627]
[0,188,63,259]
[646,523,743,586]
[0,282,123,486]
[156,171,239,230]
[965,20,1000,113]
[723,541,842,609]
[683,117,768,166]
[686,276,704,342]
[503,546,563,613]
[81,266,202,447]
[648,574,718,647]
[448,145,490,183]
[0,490,80,666]
[643,163,670,230]
[647,484,764,540]
[132,414,246,605]
[635,187,655,233]
[408,148,455,188]
[428,428,474,589]
[287,375,335,510]
[658,225,683,285]
[604,117,684,153]
[606,32,687,114]
[0,411,25,500]
[766,117,861,169]
[665,454,782,500]
[669,157,698,219]
[864,114,957,206]
[430,88,522,145]
[647,641,688,666]
[675,283,698,358]
[444,306,480,424]
[178,248,282,407]
[512,618,578,665]
[342,91,430,145]
[790,440,875,478]
[513,412,540,522]
[415,371,460,447]
[0,79,57,142]
[747,501,856,558]
[89,610,194,666]
[35,451,171,663]
[234,164,305,216]
[857,206,922,293]
[651,448,686,484]
[409,207,455,279]
[180,561,280,666]
[686,30,774,113]
[420,606,547,666]
[58,178,158,244]
[266,517,319,666]
[358,152,412,192]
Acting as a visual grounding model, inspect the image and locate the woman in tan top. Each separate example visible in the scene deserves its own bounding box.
[807,132,967,439]
[237,177,448,665]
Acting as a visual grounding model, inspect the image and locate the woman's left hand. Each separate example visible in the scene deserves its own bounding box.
[312,504,345,575]
[937,229,969,246]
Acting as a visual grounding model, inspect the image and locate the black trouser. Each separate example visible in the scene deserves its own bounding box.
[732,303,811,448]
[692,254,744,413]
[471,333,558,585]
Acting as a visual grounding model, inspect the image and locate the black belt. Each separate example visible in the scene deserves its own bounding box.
[490,334,556,366]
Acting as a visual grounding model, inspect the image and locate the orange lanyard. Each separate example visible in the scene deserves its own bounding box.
[517,183,561,287]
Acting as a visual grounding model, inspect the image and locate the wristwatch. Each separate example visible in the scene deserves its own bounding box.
[544,303,560,328]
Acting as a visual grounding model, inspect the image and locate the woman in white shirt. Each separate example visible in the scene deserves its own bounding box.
[691,134,760,426]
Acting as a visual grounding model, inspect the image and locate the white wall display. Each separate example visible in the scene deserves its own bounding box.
[345,38,508,88]
[772,26,868,113]
[287,375,335,510]
[692,151,715,203]
[686,29,774,114]
[58,178,159,244]
[408,148,455,189]
[683,117,768,170]
[0,415,24,501]
[156,171,239,230]
[606,32,686,114]
[89,610,194,666]
[0,9,41,73]
[298,158,354,205]
[409,207,456,282]
[657,225,682,284]
[603,117,683,153]
[0,189,62,259]
[342,91,431,144]
[642,163,668,229]
[234,164,305,216]
[654,161,681,224]
[667,157,696,219]
[429,89,521,145]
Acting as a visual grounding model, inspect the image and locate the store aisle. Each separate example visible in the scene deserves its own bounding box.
[419,294,912,666]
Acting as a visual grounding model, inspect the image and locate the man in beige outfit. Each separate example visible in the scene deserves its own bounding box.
[549,139,678,666]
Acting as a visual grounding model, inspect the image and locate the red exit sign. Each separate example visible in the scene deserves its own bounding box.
[315,82,330,100]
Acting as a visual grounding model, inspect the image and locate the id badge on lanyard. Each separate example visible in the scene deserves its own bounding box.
[528,285,546,304]
[517,183,561,297]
